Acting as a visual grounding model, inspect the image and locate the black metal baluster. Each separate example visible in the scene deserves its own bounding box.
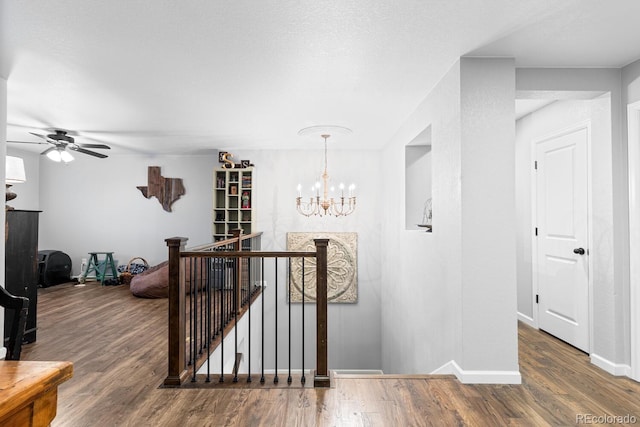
[191,257,197,382]
[274,258,279,384]
[260,257,265,384]
[247,257,252,383]
[206,257,211,383]
[214,256,219,338]
[301,257,305,385]
[219,256,225,383]
[233,256,239,383]
[198,258,203,356]
[288,257,292,384]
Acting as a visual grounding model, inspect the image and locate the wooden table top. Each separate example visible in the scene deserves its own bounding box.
[0,360,73,421]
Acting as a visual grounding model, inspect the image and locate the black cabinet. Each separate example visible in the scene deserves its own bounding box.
[4,210,40,344]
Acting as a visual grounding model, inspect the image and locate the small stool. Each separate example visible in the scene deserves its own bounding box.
[80,252,118,285]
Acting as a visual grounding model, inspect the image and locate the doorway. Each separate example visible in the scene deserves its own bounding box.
[532,123,591,353]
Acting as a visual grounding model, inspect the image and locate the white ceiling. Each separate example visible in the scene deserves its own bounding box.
[3,1,640,155]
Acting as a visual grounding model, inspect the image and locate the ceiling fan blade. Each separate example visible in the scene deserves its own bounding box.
[6,140,49,145]
[69,146,108,158]
[77,143,111,150]
[29,132,55,143]
[41,147,56,155]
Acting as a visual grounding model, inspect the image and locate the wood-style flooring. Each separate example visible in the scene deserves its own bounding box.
[19,282,640,426]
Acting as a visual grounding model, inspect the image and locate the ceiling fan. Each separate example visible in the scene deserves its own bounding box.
[8,129,111,162]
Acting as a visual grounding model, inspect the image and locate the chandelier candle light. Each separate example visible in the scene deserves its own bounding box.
[296,126,356,217]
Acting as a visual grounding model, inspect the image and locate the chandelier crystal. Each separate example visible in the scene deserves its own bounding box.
[296,130,356,217]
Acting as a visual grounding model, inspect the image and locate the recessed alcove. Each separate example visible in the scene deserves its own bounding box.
[405,125,432,231]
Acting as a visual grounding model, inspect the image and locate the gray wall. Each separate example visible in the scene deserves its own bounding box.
[380,58,519,379]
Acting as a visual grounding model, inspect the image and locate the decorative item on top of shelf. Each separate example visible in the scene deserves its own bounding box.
[5,156,26,210]
[218,151,254,169]
[296,125,356,217]
[418,198,432,231]
[287,232,358,303]
[137,166,185,212]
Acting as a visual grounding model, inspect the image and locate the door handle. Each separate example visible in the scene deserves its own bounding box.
[573,248,585,255]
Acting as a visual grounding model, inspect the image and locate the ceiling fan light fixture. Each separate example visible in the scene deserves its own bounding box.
[60,150,74,163]
[46,149,62,162]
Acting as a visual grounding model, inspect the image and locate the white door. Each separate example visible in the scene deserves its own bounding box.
[535,126,589,352]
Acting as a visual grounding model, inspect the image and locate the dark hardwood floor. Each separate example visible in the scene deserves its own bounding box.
[20,282,640,426]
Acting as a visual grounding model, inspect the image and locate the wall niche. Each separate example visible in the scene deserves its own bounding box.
[405,125,432,231]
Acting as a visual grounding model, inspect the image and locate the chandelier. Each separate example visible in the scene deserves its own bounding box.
[296,126,356,217]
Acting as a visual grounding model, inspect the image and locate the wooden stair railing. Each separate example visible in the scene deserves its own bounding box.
[163,231,330,388]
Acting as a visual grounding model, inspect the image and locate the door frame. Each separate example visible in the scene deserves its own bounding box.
[530,120,594,353]
[627,101,640,381]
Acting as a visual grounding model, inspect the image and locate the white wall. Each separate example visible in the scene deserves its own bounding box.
[381,61,460,375]
[229,149,383,370]
[516,68,628,366]
[380,58,519,381]
[37,153,216,274]
[459,58,518,373]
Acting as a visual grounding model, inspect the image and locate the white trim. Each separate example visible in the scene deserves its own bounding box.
[531,121,593,354]
[627,100,640,382]
[431,361,521,384]
[430,361,456,375]
[450,361,521,384]
[517,312,535,327]
[0,347,6,360]
[590,353,632,377]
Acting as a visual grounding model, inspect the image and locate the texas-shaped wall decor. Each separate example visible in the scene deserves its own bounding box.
[137,166,185,212]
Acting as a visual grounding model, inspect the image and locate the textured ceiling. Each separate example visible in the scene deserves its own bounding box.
[3,1,640,155]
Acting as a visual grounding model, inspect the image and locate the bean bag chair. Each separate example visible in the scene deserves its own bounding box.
[130,261,169,298]
[130,259,208,298]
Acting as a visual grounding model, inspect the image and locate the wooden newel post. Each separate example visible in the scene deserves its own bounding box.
[232,229,243,313]
[314,238,330,387]
[163,236,188,387]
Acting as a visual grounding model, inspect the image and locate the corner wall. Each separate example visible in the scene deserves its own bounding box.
[381,58,520,382]
[459,58,518,373]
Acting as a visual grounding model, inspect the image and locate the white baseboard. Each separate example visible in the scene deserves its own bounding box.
[432,360,521,384]
[590,353,632,377]
[430,360,456,375]
[517,312,536,327]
